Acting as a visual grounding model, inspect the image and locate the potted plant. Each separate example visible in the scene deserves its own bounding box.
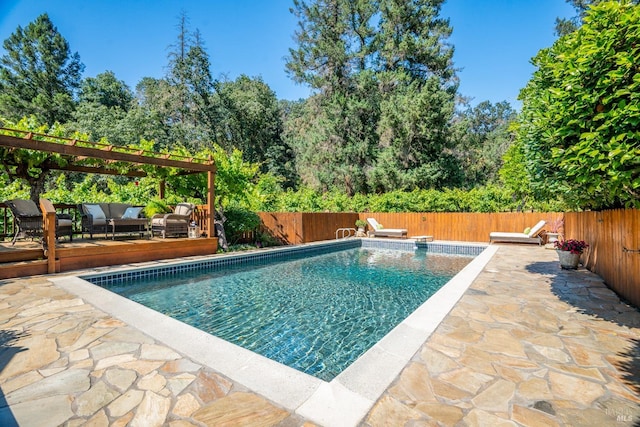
[544,217,564,249]
[554,239,588,269]
[355,219,367,233]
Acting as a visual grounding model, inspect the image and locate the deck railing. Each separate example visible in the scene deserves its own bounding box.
[0,202,13,239]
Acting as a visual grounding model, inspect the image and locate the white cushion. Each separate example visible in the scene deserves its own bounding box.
[174,204,192,216]
[85,204,106,221]
[528,220,546,237]
[121,206,143,219]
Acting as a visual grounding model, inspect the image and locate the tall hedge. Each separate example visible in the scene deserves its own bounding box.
[518,1,640,209]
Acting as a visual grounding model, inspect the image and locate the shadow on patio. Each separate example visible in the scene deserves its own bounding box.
[527,260,640,421]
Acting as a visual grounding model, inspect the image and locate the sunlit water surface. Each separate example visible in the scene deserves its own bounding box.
[105,248,472,381]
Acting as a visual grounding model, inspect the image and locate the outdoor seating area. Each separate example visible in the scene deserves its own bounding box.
[4,200,199,243]
[0,198,217,280]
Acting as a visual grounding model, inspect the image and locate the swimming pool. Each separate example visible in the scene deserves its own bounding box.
[98,247,472,381]
[59,239,495,426]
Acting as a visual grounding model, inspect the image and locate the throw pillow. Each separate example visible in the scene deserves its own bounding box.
[121,206,143,219]
[85,204,106,220]
[523,227,531,234]
[528,220,546,237]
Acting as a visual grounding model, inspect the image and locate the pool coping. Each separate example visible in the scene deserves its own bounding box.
[50,239,498,427]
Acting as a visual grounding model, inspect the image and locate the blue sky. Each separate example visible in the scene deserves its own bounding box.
[0,1,575,107]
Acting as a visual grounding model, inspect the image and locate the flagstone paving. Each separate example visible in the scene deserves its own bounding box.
[363,246,640,426]
[0,245,638,426]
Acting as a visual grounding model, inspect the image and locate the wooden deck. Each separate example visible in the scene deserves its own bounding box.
[0,237,218,279]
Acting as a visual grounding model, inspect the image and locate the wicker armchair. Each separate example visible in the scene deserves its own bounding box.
[6,199,73,245]
[151,203,195,238]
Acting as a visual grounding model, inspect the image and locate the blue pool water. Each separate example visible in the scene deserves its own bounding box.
[102,247,472,381]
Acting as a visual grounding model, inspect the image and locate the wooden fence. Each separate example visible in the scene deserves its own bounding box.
[258,211,564,245]
[258,212,360,244]
[358,212,564,243]
[565,209,640,308]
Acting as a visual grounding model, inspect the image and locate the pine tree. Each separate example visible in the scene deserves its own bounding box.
[0,13,84,124]
[285,0,457,194]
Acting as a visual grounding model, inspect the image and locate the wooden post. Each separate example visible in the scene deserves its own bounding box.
[159,180,166,200]
[207,167,215,238]
[39,199,57,274]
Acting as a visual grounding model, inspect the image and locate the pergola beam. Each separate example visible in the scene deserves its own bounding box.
[0,134,215,173]
[57,165,148,177]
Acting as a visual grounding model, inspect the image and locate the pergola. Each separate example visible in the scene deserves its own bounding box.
[0,128,217,236]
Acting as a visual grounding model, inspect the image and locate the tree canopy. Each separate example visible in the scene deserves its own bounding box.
[285,0,458,195]
[0,13,84,124]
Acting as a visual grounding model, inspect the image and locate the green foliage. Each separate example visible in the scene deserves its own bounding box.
[554,0,639,36]
[372,75,456,191]
[0,117,90,202]
[0,174,29,202]
[223,205,261,244]
[70,71,139,146]
[164,144,260,210]
[451,101,517,188]
[499,139,534,209]
[519,1,640,209]
[217,75,294,183]
[143,199,171,218]
[256,185,566,213]
[0,14,84,124]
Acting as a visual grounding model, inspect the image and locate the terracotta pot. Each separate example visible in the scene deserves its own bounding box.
[556,250,580,269]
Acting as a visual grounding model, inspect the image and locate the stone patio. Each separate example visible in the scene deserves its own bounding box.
[0,245,638,426]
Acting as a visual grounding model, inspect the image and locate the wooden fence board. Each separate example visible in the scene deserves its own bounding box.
[560,209,639,308]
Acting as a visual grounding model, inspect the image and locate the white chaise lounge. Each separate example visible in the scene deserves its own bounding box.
[366,218,408,238]
[489,220,546,245]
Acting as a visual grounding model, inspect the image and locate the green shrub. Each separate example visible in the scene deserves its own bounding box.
[223,205,261,244]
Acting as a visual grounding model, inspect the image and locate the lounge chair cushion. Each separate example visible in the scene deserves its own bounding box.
[121,206,143,219]
[366,217,408,238]
[528,220,546,238]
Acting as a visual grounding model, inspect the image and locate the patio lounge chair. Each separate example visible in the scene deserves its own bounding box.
[489,220,546,245]
[366,218,408,238]
[151,203,195,238]
[6,199,73,245]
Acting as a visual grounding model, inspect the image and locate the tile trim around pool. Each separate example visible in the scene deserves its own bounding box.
[50,239,499,427]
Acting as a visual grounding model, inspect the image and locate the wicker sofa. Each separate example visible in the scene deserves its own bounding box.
[79,203,148,239]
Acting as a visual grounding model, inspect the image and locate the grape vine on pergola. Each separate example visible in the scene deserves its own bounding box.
[0,128,217,236]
